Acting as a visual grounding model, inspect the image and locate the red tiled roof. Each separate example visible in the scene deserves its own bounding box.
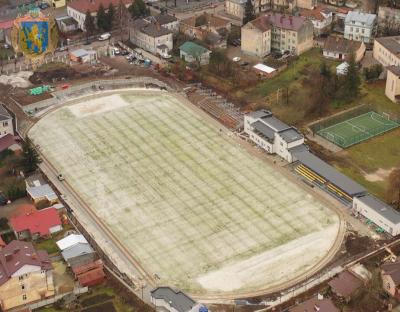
[289,297,339,312]
[0,19,14,30]
[73,259,103,276]
[10,207,61,237]
[0,240,52,286]
[328,271,363,297]
[0,134,17,153]
[299,7,326,21]
[77,267,105,286]
[68,0,133,14]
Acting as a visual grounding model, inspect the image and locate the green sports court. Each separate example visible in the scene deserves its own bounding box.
[317,111,400,148]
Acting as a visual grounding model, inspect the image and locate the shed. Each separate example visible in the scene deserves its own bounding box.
[69,49,97,63]
[57,234,88,250]
[77,267,105,287]
[179,42,211,65]
[336,61,349,75]
[328,271,363,299]
[253,63,277,77]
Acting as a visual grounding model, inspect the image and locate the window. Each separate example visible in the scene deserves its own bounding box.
[22,295,27,300]
[21,285,25,290]
[19,276,23,281]
[3,121,8,127]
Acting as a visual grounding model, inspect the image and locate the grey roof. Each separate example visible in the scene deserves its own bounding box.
[288,143,308,153]
[61,243,94,261]
[356,194,400,224]
[279,128,303,143]
[25,173,46,188]
[26,184,58,200]
[247,109,272,119]
[345,11,376,26]
[375,36,400,57]
[61,17,78,26]
[154,13,178,25]
[151,287,196,312]
[71,49,89,58]
[261,116,290,132]
[387,65,400,76]
[0,105,11,122]
[293,151,366,196]
[133,19,172,37]
[252,121,275,140]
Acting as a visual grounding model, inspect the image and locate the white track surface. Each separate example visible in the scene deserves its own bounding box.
[29,92,340,296]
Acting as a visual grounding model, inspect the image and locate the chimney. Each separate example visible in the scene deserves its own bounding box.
[5,253,12,261]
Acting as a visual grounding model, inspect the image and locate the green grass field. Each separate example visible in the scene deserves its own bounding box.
[317,112,400,148]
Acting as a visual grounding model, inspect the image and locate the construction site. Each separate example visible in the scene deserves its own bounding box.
[28,89,345,299]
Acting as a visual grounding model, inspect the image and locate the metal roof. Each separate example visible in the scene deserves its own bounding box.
[279,128,303,143]
[57,234,88,251]
[345,11,376,26]
[247,109,272,119]
[251,121,275,140]
[61,243,94,261]
[71,49,89,58]
[293,151,366,196]
[151,287,196,312]
[179,42,210,57]
[261,116,290,132]
[26,184,58,201]
[288,143,308,153]
[356,194,400,224]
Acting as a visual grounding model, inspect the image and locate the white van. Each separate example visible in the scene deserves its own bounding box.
[98,33,111,41]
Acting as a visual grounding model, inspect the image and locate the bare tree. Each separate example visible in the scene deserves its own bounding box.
[116,0,130,40]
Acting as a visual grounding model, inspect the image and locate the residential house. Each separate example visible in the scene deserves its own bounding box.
[373,36,400,67]
[328,270,363,301]
[55,16,79,33]
[179,42,211,65]
[130,18,173,57]
[0,240,54,311]
[344,11,377,43]
[299,7,333,35]
[323,36,366,62]
[381,260,400,297]
[25,173,47,189]
[385,66,400,103]
[10,207,62,240]
[0,105,13,139]
[180,13,231,49]
[150,287,208,312]
[244,109,305,162]
[49,0,66,8]
[289,296,339,312]
[67,0,132,31]
[225,0,316,21]
[57,234,96,268]
[241,16,272,57]
[153,12,179,33]
[241,13,314,56]
[26,183,58,205]
[377,6,400,35]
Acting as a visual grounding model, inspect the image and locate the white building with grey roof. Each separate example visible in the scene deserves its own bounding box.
[0,105,13,139]
[353,195,400,236]
[244,109,305,162]
[150,287,208,312]
[344,11,376,43]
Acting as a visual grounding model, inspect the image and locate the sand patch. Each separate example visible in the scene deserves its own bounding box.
[364,167,397,182]
[68,94,128,117]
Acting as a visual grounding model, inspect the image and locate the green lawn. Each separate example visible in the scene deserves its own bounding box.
[34,238,59,254]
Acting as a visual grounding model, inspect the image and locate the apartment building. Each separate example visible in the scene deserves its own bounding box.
[130,19,173,56]
[373,36,400,67]
[344,11,376,43]
[241,13,313,56]
[225,0,316,21]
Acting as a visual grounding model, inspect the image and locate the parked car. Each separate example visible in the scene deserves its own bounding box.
[57,46,68,52]
[231,39,241,47]
[58,174,65,181]
[113,48,121,55]
[121,50,129,56]
[98,33,111,41]
[232,56,241,62]
[3,43,10,49]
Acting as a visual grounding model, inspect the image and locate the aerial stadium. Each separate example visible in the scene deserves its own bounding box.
[29,88,344,298]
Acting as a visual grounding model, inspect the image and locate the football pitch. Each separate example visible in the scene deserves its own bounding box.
[29,91,341,296]
[317,111,400,148]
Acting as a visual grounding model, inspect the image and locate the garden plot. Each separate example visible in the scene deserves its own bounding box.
[29,92,341,296]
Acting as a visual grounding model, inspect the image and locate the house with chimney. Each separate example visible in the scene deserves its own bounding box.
[323,36,366,62]
[241,13,313,57]
[180,13,231,49]
[67,0,133,31]
[130,18,173,57]
[0,240,54,311]
[10,207,62,241]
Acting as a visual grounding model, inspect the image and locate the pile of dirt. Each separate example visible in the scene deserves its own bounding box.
[345,234,373,256]
[0,71,32,88]
[29,67,78,84]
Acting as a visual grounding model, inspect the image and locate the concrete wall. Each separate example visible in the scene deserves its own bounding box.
[241,25,271,57]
